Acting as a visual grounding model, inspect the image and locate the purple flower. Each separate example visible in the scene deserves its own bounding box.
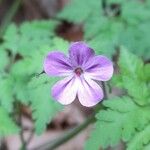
[44,42,113,107]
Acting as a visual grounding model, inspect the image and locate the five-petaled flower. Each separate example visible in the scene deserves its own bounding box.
[44,42,113,107]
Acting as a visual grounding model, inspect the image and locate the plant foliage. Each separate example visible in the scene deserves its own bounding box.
[0,1,150,149]
[84,49,150,150]
[0,107,19,136]
[58,0,150,59]
[0,20,69,134]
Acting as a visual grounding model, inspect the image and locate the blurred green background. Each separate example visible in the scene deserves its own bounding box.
[0,0,150,150]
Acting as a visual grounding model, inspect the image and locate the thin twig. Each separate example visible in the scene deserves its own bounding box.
[26,129,34,145]
[18,105,27,150]
[32,114,96,150]
[102,81,109,99]
[36,71,45,78]
[20,119,34,150]
[14,102,33,150]
[20,128,27,150]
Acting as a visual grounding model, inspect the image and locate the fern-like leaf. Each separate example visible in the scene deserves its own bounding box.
[27,75,62,134]
[127,124,150,150]
[0,107,19,136]
[84,97,150,150]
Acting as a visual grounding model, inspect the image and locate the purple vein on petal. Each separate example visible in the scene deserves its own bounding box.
[69,42,95,66]
[44,51,73,76]
[51,76,78,105]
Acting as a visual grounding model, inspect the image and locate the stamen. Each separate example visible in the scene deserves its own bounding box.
[74,67,83,76]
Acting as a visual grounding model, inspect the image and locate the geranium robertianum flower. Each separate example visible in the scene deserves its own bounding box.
[44,42,113,107]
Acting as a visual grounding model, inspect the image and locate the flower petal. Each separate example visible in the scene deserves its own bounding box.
[51,76,78,105]
[44,51,73,76]
[84,55,113,81]
[69,42,94,67]
[77,76,103,107]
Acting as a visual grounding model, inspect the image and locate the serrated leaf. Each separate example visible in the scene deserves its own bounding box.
[140,64,150,82]
[89,35,116,58]
[119,47,144,77]
[114,48,150,105]
[0,107,19,136]
[27,75,62,134]
[85,18,123,57]
[58,0,102,23]
[127,125,150,150]
[58,0,150,59]
[121,76,150,105]
[3,24,19,53]
[2,20,58,56]
[122,1,150,24]
[120,23,150,60]
[0,47,9,72]
[0,20,69,136]
[0,76,14,112]
[20,20,58,38]
[84,97,150,150]
[50,37,69,54]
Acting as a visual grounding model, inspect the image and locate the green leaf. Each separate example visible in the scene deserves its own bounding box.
[0,20,69,135]
[114,48,150,105]
[20,20,57,38]
[122,1,150,24]
[3,24,19,54]
[84,16,108,39]
[49,37,69,54]
[118,47,143,78]
[58,0,102,23]
[0,47,9,72]
[58,0,150,59]
[120,23,150,60]
[0,76,14,112]
[87,19,123,58]
[121,76,150,105]
[27,75,62,134]
[8,38,67,134]
[107,0,123,4]
[88,35,116,58]
[127,125,150,150]
[0,107,19,136]
[2,20,58,56]
[84,97,150,150]
[10,54,43,77]
[3,24,18,40]
[140,64,150,82]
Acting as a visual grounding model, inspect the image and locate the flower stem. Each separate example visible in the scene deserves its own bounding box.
[32,114,96,150]
[102,81,109,99]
